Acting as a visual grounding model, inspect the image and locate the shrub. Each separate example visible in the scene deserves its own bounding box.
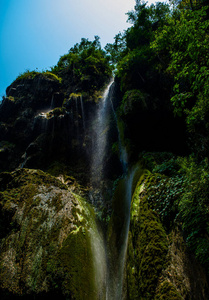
[16,70,40,80]
[43,71,62,84]
[118,89,149,117]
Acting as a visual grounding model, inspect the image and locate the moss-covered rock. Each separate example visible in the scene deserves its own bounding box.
[126,163,209,299]
[127,171,168,299]
[154,281,183,300]
[157,229,209,300]
[0,168,100,299]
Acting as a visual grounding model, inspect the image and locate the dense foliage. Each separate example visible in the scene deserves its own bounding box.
[143,153,209,275]
[152,4,209,157]
[106,0,209,157]
[105,0,209,278]
[51,36,113,93]
[14,70,62,84]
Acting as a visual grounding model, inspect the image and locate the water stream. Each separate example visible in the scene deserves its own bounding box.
[90,79,114,187]
[89,79,136,299]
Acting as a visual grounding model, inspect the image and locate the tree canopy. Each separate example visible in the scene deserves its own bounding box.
[51,36,113,93]
[106,0,209,157]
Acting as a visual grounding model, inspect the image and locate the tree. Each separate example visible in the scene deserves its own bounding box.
[151,4,209,156]
[105,32,127,64]
[51,36,112,93]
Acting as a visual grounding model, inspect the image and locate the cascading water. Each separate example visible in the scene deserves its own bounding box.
[107,166,138,300]
[90,79,114,187]
[88,80,114,299]
[88,79,137,300]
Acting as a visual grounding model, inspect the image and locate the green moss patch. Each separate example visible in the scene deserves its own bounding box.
[0,168,98,299]
[0,168,67,191]
[127,172,168,299]
[155,281,183,300]
[56,228,96,299]
[14,71,62,84]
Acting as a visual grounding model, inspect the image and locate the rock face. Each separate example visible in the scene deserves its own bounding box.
[0,74,93,174]
[0,73,120,182]
[1,72,209,300]
[0,168,100,299]
[126,169,209,300]
[0,74,63,172]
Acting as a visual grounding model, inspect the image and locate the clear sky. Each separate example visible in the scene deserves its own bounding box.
[0,0,156,97]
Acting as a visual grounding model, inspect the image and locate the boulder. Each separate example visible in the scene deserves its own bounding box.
[0,168,100,299]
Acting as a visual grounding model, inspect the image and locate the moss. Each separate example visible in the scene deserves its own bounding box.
[127,172,168,299]
[119,89,149,118]
[0,168,67,191]
[126,231,137,300]
[14,70,62,84]
[45,193,101,300]
[46,107,66,119]
[43,72,62,84]
[126,156,209,299]
[0,168,98,299]
[7,96,15,102]
[57,228,96,299]
[154,281,183,300]
[70,93,82,98]
[15,70,40,81]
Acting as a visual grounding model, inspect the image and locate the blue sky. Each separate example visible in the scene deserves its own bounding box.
[0,0,156,97]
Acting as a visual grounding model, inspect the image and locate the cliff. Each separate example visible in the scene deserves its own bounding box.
[0,37,209,299]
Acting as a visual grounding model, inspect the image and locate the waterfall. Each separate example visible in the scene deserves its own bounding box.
[88,79,137,300]
[106,166,138,300]
[90,79,114,187]
[89,226,107,299]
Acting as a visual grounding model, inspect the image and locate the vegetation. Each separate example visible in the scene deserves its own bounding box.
[177,157,209,271]
[106,0,209,157]
[139,153,209,275]
[154,281,182,300]
[51,36,113,93]
[127,171,169,299]
[126,155,209,298]
[14,70,62,84]
[104,1,209,291]
[11,36,112,97]
[16,70,40,80]
[1,0,209,298]
[0,169,98,299]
